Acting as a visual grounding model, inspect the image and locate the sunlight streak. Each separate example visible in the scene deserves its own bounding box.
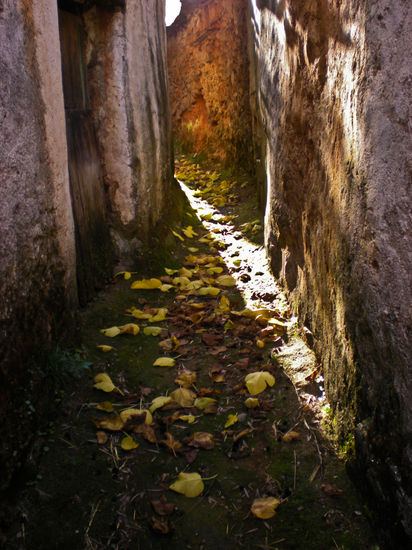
[165,0,182,27]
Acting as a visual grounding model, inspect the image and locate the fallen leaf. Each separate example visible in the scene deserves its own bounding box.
[182,226,198,238]
[149,308,168,322]
[114,271,132,280]
[216,295,230,313]
[131,278,162,290]
[153,357,176,367]
[94,373,116,393]
[186,432,214,450]
[151,495,176,516]
[149,516,171,534]
[144,326,163,336]
[161,432,183,455]
[120,408,153,425]
[321,484,344,497]
[96,431,108,444]
[165,268,178,275]
[129,308,153,320]
[215,275,236,287]
[251,497,280,519]
[172,230,184,241]
[119,323,140,335]
[96,345,115,352]
[282,430,301,443]
[224,414,239,428]
[198,286,220,296]
[194,397,217,410]
[177,414,196,424]
[169,472,204,498]
[134,423,157,443]
[174,369,196,388]
[95,415,124,431]
[100,326,121,338]
[121,435,139,450]
[160,284,173,292]
[170,388,196,408]
[150,396,172,413]
[96,401,114,412]
[245,398,259,409]
[245,371,275,396]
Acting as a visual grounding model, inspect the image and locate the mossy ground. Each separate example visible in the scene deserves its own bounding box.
[3,157,378,550]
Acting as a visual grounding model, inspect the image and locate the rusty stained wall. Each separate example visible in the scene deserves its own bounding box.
[249,0,412,544]
[167,0,253,169]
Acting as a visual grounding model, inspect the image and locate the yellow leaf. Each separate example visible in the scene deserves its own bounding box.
[198,286,220,296]
[224,414,238,428]
[160,284,173,292]
[129,309,153,320]
[251,497,280,519]
[188,247,199,253]
[179,267,193,278]
[144,326,163,336]
[216,275,236,287]
[100,326,121,338]
[173,276,191,287]
[94,373,116,393]
[206,266,224,275]
[120,408,153,425]
[245,371,275,396]
[169,472,204,498]
[114,271,132,280]
[119,323,140,335]
[170,388,196,407]
[172,230,184,241]
[245,398,259,409]
[165,268,178,275]
[174,369,196,388]
[216,295,230,314]
[256,339,265,348]
[153,357,176,367]
[96,345,115,352]
[194,397,217,410]
[224,319,235,331]
[95,415,124,431]
[149,308,168,322]
[96,401,114,412]
[182,226,198,238]
[130,278,162,290]
[178,414,196,424]
[149,396,172,413]
[121,436,139,451]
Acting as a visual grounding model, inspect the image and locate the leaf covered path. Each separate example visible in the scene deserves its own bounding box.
[8,157,377,549]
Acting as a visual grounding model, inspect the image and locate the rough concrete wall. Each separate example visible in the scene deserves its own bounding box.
[85,0,174,264]
[0,0,77,488]
[167,0,253,169]
[250,0,411,544]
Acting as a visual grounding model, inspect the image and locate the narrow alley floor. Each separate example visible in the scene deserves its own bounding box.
[6,156,378,550]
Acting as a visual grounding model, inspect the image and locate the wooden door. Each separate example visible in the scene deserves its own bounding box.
[59,9,112,305]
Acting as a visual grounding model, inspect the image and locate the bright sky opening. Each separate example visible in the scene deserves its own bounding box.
[165,0,182,27]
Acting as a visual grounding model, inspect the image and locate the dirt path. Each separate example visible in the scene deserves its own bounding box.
[6,157,378,550]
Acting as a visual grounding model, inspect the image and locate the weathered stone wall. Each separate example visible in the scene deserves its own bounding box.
[167,0,253,169]
[0,0,77,488]
[0,0,175,488]
[85,0,175,264]
[250,0,412,544]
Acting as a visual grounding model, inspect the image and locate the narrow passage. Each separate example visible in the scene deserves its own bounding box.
[10,157,377,550]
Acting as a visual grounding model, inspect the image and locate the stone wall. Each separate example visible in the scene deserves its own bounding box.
[0,0,77,489]
[249,0,411,544]
[167,0,253,169]
[85,0,175,263]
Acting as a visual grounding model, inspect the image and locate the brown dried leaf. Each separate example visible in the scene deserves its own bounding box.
[151,494,176,516]
[321,484,344,497]
[160,432,183,455]
[96,431,108,444]
[134,423,157,443]
[282,430,301,443]
[174,369,197,388]
[185,432,215,450]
